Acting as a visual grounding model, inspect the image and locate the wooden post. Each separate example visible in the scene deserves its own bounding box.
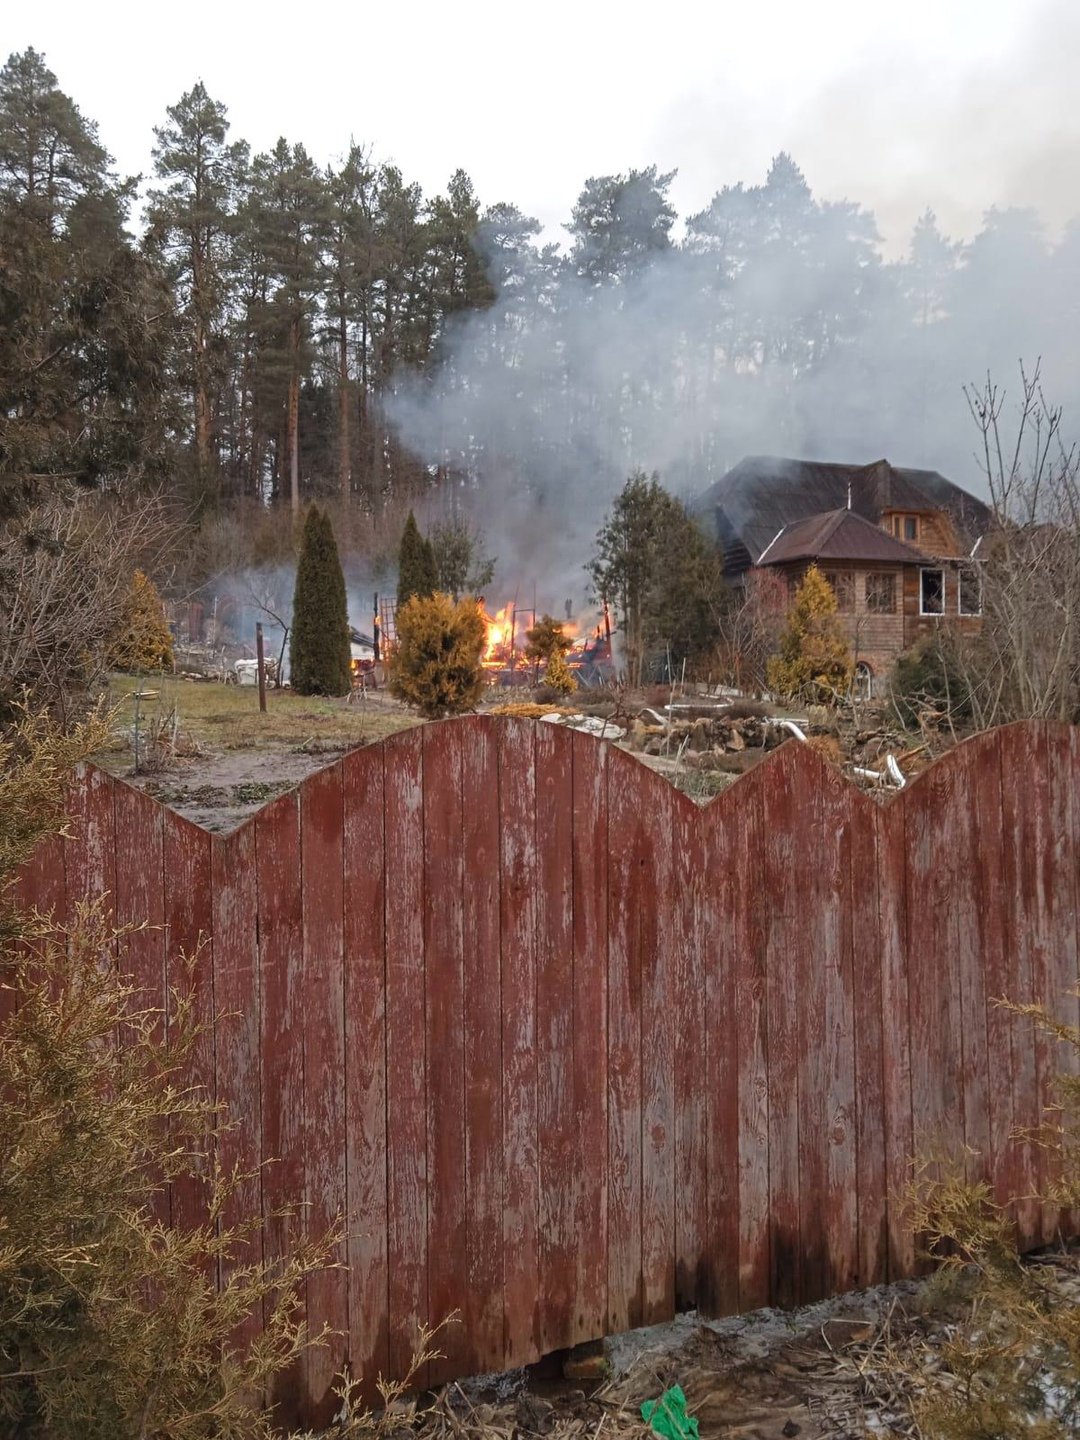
[256,623,267,713]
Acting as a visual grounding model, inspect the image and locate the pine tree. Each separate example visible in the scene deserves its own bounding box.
[396,510,437,607]
[146,82,247,507]
[766,564,853,702]
[110,571,174,673]
[289,506,351,696]
[525,614,572,664]
[0,51,172,512]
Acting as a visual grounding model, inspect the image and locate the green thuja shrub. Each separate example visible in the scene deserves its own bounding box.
[290,506,352,697]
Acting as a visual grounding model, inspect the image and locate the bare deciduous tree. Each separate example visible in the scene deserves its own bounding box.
[712,566,789,696]
[959,361,1080,725]
[0,492,168,720]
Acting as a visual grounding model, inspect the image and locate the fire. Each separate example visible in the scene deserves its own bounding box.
[482,604,515,664]
[479,601,587,679]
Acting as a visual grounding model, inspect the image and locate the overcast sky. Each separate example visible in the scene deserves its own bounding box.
[9,0,1079,254]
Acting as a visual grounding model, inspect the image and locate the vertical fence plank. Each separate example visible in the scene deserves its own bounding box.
[163,810,213,1234]
[423,725,467,1383]
[461,718,504,1370]
[903,754,966,1265]
[811,757,858,1300]
[256,792,305,1427]
[536,722,576,1352]
[499,719,539,1368]
[1058,727,1080,1238]
[850,801,886,1289]
[998,725,1042,1247]
[571,729,608,1343]
[794,748,828,1305]
[762,743,801,1307]
[113,782,165,1039]
[971,730,1014,1215]
[640,767,675,1326]
[949,740,990,1194]
[65,764,116,917]
[732,770,770,1311]
[1028,723,1075,1244]
[674,790,709,1313]
[700,798,740,1316]
[343,744,389,1398]
[606,748,644,1334]
[301,762,348,1420]
[877,792,913,1279]
[384,729,428,1378]
[14,828,67,926]
[212,821,261,1344]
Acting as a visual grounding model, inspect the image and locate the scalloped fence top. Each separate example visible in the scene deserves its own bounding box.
[14,716,1080,1427]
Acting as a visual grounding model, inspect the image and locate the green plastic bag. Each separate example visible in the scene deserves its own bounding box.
[640,1384,699,1440]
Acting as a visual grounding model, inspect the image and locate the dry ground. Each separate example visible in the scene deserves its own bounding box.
[94,674,419,830]
[322,1267,994,1440]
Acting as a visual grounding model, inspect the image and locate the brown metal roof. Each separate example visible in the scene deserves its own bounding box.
[757,508,933,566]
[693,455,992,571]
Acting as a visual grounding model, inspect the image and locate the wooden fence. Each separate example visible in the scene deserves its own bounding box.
[13,717,1080,1423]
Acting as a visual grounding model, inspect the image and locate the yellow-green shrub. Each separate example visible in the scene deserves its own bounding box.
[544,647,577,695]
[766,563,853,703]
[0,709,330,1439]
[110,570,174,674]
[389,593,486,718]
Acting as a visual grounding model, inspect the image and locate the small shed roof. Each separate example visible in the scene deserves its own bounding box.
[757,508,933,566]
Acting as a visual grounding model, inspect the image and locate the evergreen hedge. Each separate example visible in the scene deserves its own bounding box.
[290,506,352,696]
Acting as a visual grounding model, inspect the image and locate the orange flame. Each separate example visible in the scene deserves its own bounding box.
[482,604,515,664]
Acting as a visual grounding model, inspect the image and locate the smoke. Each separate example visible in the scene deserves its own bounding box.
[386,185,1080,605]
[197,565,379,681]
[384,0,1080,606]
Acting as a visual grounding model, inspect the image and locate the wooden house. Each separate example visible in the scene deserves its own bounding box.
[694,456,993,694]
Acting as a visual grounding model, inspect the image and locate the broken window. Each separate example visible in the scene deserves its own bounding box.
[865,572,896,614]
[920,568,945,616]
[828,570,855,612]
[959,565,982,615]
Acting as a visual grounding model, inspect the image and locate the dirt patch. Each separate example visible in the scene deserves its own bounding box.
[137,750,349,831]
[94,675,421,830]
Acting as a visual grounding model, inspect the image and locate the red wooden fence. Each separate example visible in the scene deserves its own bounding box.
[14,718,1080,1423]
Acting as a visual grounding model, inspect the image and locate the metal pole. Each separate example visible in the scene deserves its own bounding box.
[256,622,267,713]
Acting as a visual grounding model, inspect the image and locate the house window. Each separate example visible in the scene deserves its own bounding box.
[959,565,982,616]
[920,568,945,616]
[828,570,855,612]
[865,572,896,615]
[903,516,919,542]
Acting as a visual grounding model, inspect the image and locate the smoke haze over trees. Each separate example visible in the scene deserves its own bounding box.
[4,47,1080,596]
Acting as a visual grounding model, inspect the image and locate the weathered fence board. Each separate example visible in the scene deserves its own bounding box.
[16,716,1080,1425]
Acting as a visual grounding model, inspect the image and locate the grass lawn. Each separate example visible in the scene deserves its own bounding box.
[100,673,419,756]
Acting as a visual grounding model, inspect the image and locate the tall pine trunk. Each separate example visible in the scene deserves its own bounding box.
[337,309,350,503]
[288,317,301,514]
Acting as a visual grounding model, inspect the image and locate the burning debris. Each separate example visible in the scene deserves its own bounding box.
[478,600,613,687]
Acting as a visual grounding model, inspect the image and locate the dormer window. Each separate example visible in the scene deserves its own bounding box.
[889,514,920,542]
